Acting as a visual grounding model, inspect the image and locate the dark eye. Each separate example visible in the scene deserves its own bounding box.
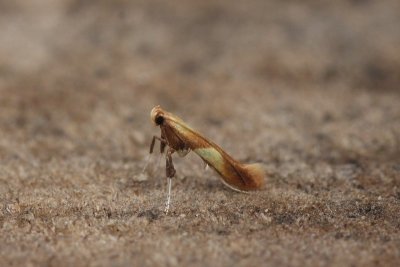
[155,115,164,125]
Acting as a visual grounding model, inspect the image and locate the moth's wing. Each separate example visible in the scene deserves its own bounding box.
[162,122,190,152]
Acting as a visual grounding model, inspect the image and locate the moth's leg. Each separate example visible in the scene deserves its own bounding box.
[149,136,156,154]
[142,136,167,173]
[160,140,166,154]
[164,148,175,213]
[160,131,167,154]
[166,148,176,178]
[154,132,167,172]
[203,160,209,171]
[149,136,166,154]
[154,135,167,174]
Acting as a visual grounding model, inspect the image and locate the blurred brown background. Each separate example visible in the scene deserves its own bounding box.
[1,0,399,266]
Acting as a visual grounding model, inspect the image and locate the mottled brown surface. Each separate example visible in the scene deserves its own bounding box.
[1,1,400,266]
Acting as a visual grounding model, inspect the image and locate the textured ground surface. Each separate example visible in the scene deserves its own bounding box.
[1,0,400,266]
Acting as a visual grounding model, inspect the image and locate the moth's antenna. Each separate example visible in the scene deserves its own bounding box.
[164,178,172,214]
[141,153,152,174]
[155,153,163,174]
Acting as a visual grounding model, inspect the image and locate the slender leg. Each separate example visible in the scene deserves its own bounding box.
[149,136,156,154]
[142,136,167,173]
[160,130,167,154]
[149,136,166,154]
[166,148,176,178]
[164,148,175,213]
[203,160,209,171]
[165,178,172,214]
[155,134,167,174]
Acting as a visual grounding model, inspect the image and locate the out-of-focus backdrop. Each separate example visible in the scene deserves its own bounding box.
[1,1,399,266]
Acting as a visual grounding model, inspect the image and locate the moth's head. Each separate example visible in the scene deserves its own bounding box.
[150,105,165,126]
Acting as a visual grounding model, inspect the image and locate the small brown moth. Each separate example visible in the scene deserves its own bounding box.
[147,105,265,212]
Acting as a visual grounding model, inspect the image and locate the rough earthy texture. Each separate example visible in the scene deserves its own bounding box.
[1,1,399,266]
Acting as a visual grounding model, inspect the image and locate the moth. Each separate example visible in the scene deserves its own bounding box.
[147,105,265,212]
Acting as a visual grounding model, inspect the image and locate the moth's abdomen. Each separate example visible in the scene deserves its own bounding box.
[194,147,265,191]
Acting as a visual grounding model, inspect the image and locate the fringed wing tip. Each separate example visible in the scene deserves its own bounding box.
[243,163,265,189]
